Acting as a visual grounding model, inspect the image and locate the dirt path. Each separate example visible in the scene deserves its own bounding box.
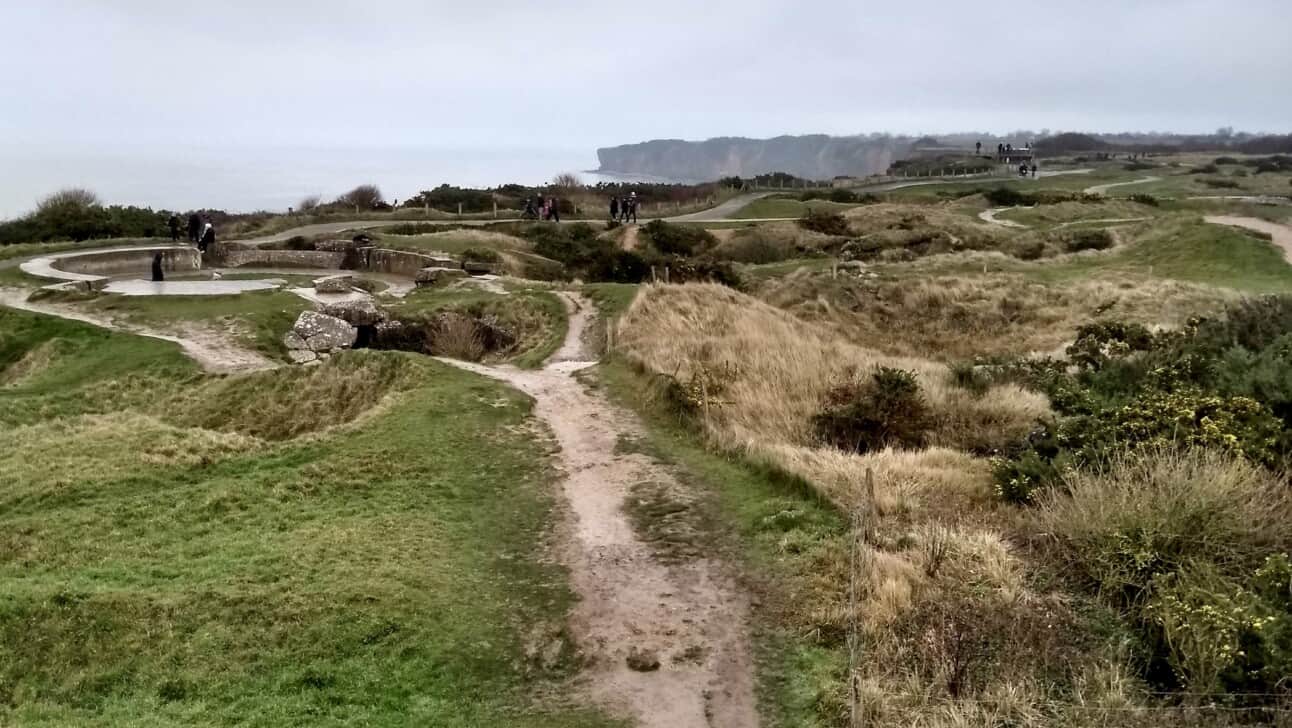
[0,288,277,374]
[978,207,1028,228]
[1084,175,1161,195]
[620,225,642,251]
[1205,215,1292,262]
[442,292,758,728]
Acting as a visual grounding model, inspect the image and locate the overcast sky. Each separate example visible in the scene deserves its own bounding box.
[0,1,1289,215]
[2,0,1290,151]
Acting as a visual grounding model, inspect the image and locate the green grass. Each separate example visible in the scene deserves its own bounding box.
[897,217,1292,293]
[0,314,621,727]
[733,198,857,220]
[581,283,640,319]
[587,360,848,727]
[85,290,311,359]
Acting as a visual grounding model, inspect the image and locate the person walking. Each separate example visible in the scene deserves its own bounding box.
[168,214,180,241]
[151,252,165,282]
[199,219,215,254]
[548,197,560,223]
[626,192,638,223]
[1030,163,1038,178]
[187,213,201,243]
[610,195,620,222]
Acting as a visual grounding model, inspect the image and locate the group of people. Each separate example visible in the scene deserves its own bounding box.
[609,192,639,223]
[167,213,216,253]
[521,197,562,222]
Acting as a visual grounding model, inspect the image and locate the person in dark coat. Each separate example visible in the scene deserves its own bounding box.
[199,221,215,253]
[610,195,620,221]
[187,213,201,243]
[549,197,560,223]
[151,252,165,282]
[1031,163,1038,178]
[626,192,638,223]
[168,214,180,241]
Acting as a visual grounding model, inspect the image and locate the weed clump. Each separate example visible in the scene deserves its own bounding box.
[812,367,933,453]
[797,210,851,236]
[1064,228,1115,253]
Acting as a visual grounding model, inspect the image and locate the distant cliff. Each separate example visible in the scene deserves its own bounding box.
[595,135,916,181]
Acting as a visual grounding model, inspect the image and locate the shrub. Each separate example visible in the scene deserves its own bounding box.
[1066,321,1154,371]
[460,247,502,264]
[335,184,384,209]
[297,195,321,212]
[1214,156,1239,165]
[640,220,715,256]
[828,188,858,203]
[1189,164,1219,175]
[715,230,794,264]
[1123,161,1155,171]
[812,367,933,453]
[1201,178,1240,189]
[983,187,1033,207]
[1064,228,1115,253]
[797,210,850,236]
[1036,450,1292,694]
[1128,193,1159,206]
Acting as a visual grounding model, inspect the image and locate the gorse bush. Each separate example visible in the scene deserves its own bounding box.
[1128,193,1160,206]
[1035,450,1292,696]
[1063,228,1115,253]
[812,367,932,453]
[797,210,850,236]
[640,220,715,256]
[1202,178,1240,189]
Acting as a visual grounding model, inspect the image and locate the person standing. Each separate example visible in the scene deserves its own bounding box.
[187,213,201,243]
[151,252,165,282]
[610,195,620,222]
[1030,163,1038,178]
[168,214,180,241]
[199,219,215,253]
[549,197,560,223]
[626,192,638,223]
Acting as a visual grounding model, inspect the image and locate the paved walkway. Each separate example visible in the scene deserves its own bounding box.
[1084,176,1160,196]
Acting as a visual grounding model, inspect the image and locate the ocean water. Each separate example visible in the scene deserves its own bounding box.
[0,144,669,219]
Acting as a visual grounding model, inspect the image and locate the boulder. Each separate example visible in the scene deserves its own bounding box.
[313,274,354,294]
[415,266,468,288]
[288,349,318,365]
[292,311,357,352]
[322,298,387,327]
[282,330,307,351]
[462,259,494,275]
[625,647,660,672]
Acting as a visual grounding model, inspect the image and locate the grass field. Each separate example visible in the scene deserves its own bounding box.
[0,310,620,727]
[732,197,858,219]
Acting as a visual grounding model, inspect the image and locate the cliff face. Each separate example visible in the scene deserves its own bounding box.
[596,135,915,181]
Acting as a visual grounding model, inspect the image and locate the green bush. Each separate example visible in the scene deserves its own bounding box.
[715,230,795,264]
[640,220,715,256]
[797,210,850,236]
[1189,164,1220,175]
[1064,228,1115,253]
[983,187,1034,207]
[1202,178,1241,189]
[812,367,933,453]
[1128,193,1159,206]
[460,247,502,264]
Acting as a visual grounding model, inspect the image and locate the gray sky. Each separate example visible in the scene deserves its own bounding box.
[1,0,1290,216]
[3,0,1290,149]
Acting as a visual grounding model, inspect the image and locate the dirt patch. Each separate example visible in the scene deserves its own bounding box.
[440,292,759,728]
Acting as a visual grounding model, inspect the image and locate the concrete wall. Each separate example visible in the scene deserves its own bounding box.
[361,248,457,277]
[55,247,200,276]
[217,248,347,269]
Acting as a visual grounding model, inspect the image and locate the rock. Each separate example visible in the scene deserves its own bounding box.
[292,311,357,352]
[282,331,307,350]
[288,349,318,365]
[462,259,494,275]
[626,647,660,672]
[313,274,354,294]
[323,298,387,327]
[314,238,358,252]
[415,266,467,288]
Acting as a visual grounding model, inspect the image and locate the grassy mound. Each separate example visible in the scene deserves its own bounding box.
[168,351,419,440]
[0,317,618,725]
[386,288,567,368]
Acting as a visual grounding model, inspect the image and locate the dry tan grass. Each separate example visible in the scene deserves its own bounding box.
[756,269,1233,360]
[421,229,531,251]
[617,283,1047,454]
[844,203,1013,250]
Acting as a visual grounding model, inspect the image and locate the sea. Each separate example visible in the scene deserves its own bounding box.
[0,144,679,219]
